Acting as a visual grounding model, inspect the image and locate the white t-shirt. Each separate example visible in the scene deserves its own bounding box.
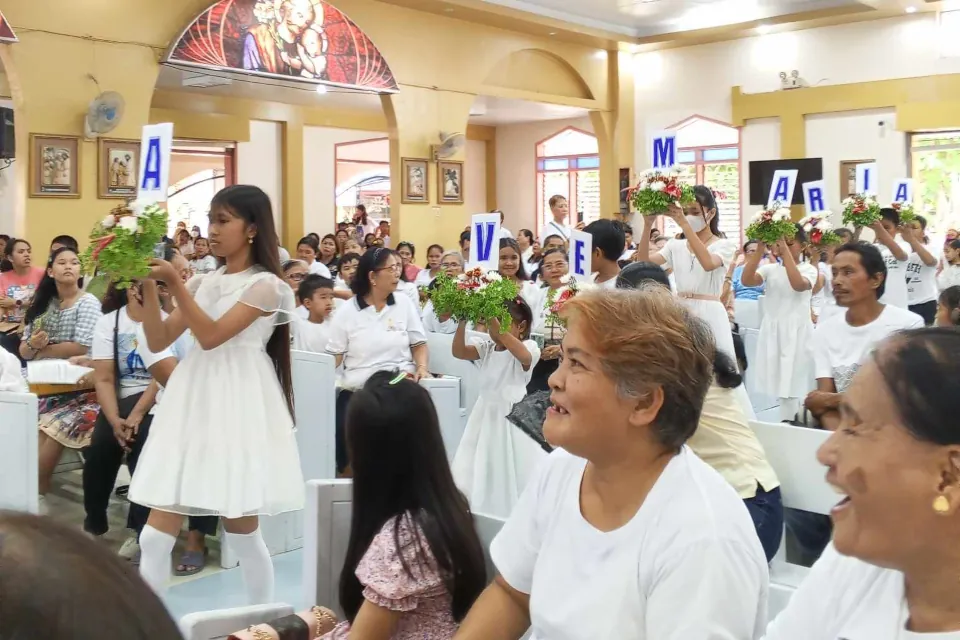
[906,246,939,306]
[500,226,514,239]
[414,269,437,288]
[938,264,960,292]
[764,543,960,640]
[813,305,924,392]
[878,241,911,309]
[591,272,619,289]
[539,220,572,246]
[190,255,219,275]
[325,293,427,390]
[90,308,153,399]
[492,448,768,640]
[307,260,332,278]
[135,321,190,412]
[278,246,290,263]
[292,317,332,353]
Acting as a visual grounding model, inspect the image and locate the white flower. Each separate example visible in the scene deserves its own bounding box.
[750,212,764,224]
[476,282,489,292]
[117,216,139,233]
[649,181,666,192]
[457,274,466,281]
[101,214,117,229]
[559,274,573,285]
[803,224,813,233]
[485,271,502,282]
[775,209,792,221]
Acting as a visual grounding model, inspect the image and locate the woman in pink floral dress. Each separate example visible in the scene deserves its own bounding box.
[326,371,487,639]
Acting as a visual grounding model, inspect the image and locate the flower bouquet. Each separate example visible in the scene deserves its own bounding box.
[544,275,594,327]
[81,200,169,288]
[745,202,797,245]
[891,200,917,224]
[799,213,842,247]
[627,169,694,216]
[430,268,520,329]
[841,194,882,228]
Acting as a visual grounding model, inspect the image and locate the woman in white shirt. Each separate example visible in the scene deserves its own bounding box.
[414,243,444,288]
[938,239,960,292]
[526,248,568,393]
[422,250,463,334]
[325,248,429,474]
[517,229,538,274]
[455,288,768,640]
[766,328,960,639]
[903,215,940,325]
[296,236,332,278]
[189,237,219,276]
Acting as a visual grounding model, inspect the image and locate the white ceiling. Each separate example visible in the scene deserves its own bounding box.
[476,0,879,37]
[468,95,589,125]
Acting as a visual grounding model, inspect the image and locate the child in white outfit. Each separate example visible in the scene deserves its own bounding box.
[450,298,545,518]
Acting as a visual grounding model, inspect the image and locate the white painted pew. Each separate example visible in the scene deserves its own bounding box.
[221,351,337,569]
[0,391,39,513]
[425,331,486,424]
[750,420,834,621]
[179,604,295,640]
[420,376,465,459]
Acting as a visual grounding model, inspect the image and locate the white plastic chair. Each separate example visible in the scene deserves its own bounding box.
[0,391,39,513]
[750,420,834,621]
[426,331,486,423]
[179,603,295,640]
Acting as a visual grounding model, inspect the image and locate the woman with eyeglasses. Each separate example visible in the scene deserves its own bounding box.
[526,248,569,393]
[422,251,465,334]
[325,248,430,475]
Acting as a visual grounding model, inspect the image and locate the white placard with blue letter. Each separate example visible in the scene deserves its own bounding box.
[568,230,593,283]
[893,179,913,204]
[651,131,677,170]
[767,169,798,208]
[137,123,174,204]
[469,213,500,271]
[855,163,878,196]
[802,180,827,214]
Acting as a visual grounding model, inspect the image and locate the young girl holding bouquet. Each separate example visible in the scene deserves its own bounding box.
[740,225,818,421]
[129,185,304,603]
[450,298,544,518]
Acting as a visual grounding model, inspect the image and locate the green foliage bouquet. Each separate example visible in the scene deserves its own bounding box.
[544,275,595,327]
[81,200,169,289]
[430,268,520,330]
[841,193,882,228]
[799,213,842,247]
[891,200,917,224]
[627,168,695,216]
[745,202,797,245]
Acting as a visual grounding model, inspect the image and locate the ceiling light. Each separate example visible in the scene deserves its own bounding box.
[444,7,454,12]
[594,50,608,59]
[756,23,772,34]
[315,84,328,94]
[548,31,557,36]
[905,5,917,12]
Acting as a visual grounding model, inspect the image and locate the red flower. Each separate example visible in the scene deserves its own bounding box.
[665,184,682,198]
[811,229,823,244]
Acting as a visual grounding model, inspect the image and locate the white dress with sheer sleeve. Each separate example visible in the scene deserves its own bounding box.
[128,267,305,518]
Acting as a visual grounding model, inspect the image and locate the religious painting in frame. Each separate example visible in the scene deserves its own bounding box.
[840,159,874,199]
[30,134,81,198]
[98,138,140,199]
[401,158,428,204]
[165,0,398,93]
[0,11,18,43]
[437,160,463,205]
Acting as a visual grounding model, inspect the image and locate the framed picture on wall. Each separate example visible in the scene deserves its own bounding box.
[437,160,464,204]
[840,159,874,199]
[401,158,429,204]
[30,134,81,198]
[98,138,140,199]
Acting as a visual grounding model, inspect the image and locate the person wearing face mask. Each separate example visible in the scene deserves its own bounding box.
[636,185,755,419]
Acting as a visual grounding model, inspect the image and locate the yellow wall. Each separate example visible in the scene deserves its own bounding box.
[0,0,621,255]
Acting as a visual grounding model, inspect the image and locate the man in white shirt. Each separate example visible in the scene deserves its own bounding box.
[493,210,513,239]
[539,195,576,246]
[583,219,623,289]
[296,236,332,279]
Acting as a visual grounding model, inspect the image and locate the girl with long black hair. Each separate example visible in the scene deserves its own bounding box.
[129,185,303,603]
[328,371,486,638]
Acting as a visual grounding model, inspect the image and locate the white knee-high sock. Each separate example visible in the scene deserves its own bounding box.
[139,525,176,595]
[226,528,275,604]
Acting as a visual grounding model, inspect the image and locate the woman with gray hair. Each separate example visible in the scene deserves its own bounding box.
[455,287,768,640]
[422,250,465,334]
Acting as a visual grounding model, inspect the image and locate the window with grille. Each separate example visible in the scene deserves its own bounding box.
[536,128,600,229]
[659,117,742,241]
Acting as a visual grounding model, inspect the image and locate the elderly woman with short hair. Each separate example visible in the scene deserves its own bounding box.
[765,327,960,638]
[455,287,768,640]
[421,250,465,334]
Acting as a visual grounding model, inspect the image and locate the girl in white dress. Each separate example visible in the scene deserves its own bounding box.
[741,225,818,421]
[130,185,304,603]
[636,184,755,418]
[450,298,544,518]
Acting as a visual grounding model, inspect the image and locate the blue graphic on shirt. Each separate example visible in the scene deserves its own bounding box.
[117,332,150,385]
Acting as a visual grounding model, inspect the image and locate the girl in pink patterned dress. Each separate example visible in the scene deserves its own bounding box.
[325,371,487,639]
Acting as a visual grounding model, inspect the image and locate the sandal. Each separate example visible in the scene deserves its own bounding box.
[174,548,208,576]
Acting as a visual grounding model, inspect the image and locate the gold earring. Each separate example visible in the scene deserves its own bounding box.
[934,495,951,514]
